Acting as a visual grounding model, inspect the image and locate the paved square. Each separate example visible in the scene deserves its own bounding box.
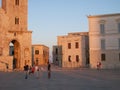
[0,67,120,90]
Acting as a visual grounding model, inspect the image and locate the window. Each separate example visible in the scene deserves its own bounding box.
[68,43,71,49]
[56,48,58,54]
[68,55,71,62]
[76,55,79,62]
[15,0,19,5]
[101,39,105,50]
[118,23,120,33]
[100,24,105,34]
[15,17,19,24]
[35,50,39,54]
[101,53,106,61]
[75,42,79,48]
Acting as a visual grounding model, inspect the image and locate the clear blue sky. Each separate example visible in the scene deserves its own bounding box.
[28,0,120,51]
[0,0,120,53]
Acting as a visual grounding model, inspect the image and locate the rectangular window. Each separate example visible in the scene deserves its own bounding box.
[76,55,79,62]
[75,42,79,48]
[68,43,71,49]
[15,17,19,24]
[101,53,106,61]
[15,0,19,5]
[101,39,105,50]
[55,48,58,54]
[68,55,71,62]
[100,24,105,34]
[35,50,39,55]
[118,23,120,33]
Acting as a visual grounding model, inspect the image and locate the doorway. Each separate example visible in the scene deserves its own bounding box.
[9,40,20,69]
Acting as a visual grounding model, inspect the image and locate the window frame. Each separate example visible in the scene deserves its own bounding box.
[15,17,19,24]
[15,0,19,5]
[35,50,39,55]
[76,55,79,62]
[68,43,71,49]
[55,48,58,54]
[101,39,105,50]
[101,53,106,61]
[68,55,71,62]
[100,23,105,34]
[75,42,79,49]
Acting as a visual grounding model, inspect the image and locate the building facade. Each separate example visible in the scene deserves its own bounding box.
[53,45,62,66]
[88,13,120,69]
[32,45,49,66]
[53,32,89,68]
[0,0,32,71]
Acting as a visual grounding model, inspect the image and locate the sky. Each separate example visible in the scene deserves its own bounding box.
[0,0,120,55]
[28,0,120,53]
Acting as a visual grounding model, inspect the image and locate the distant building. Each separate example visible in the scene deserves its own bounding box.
[32,45,49,66]
[88,13,120,69]
[53,45,62,66]
[53,32,89,68]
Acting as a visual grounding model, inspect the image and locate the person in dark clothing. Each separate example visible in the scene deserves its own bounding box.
[47,62,51,79]
[24,65,29,79]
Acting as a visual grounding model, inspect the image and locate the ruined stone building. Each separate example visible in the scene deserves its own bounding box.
[88,13,120,69]
[0,0,32,71]
[53,32,89,68]
[32,45,49,66]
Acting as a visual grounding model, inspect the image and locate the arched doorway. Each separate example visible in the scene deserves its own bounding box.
[9,40,20,69]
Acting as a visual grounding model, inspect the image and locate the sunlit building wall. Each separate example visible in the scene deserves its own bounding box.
[54,32,89,68]
[32,45,49,66]
[88,13,120,69]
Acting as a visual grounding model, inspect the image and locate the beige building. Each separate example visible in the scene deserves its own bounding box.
[0,0,32,71]
[32,45,49,66]
[88,13,120,69]
[53,32,89,68]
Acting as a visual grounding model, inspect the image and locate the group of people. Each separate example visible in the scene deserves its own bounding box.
[24,62,51,79]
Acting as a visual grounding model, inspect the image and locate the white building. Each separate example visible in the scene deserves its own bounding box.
[88,13,120,69]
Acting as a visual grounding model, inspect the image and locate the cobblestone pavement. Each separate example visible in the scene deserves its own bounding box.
[0,66,120,90]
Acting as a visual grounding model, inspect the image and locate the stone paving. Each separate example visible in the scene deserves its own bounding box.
[0,66,120,90]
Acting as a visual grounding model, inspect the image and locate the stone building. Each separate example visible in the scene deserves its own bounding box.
[0,0,32,71]
[32,45,49,66]
[88,13,120,69]
[53,45,62,67]
[53,32,89,68]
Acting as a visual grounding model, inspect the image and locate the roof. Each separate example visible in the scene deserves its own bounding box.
[88,13,120,18]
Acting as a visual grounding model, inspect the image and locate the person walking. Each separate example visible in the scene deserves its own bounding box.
[47,62,51,79]
[24,65,29,79]
[35,65,39,79]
